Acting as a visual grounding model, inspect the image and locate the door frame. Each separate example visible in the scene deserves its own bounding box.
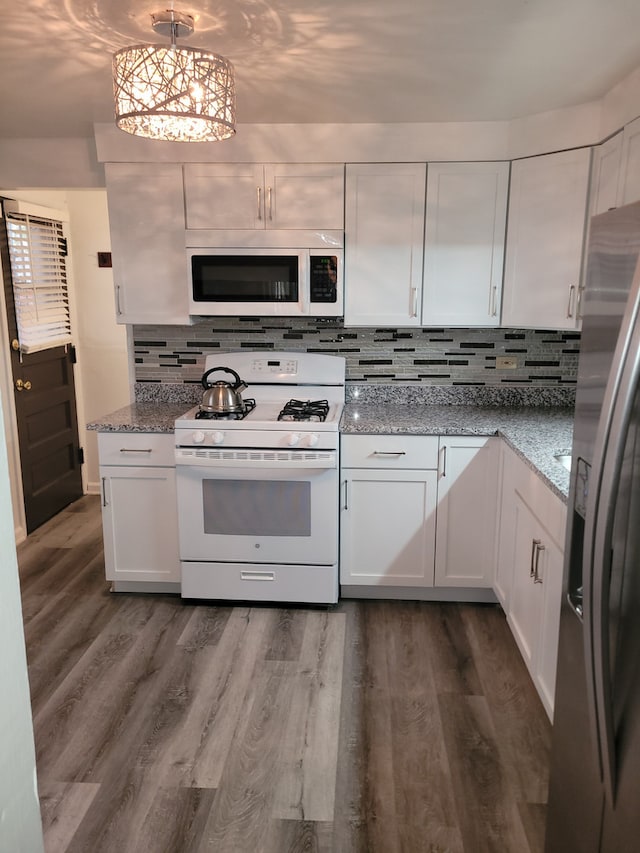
[0,195,89,543]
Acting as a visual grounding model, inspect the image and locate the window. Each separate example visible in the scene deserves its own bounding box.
[5,210,71,353]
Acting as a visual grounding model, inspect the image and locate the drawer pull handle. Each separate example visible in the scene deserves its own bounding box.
[240,571,275,582]
[372,451,407,456]
[119,448,153,454]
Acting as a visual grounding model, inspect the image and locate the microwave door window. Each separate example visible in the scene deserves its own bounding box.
[192,255,299,302]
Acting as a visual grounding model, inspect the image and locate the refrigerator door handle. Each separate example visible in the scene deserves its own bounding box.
[584,261,640,806]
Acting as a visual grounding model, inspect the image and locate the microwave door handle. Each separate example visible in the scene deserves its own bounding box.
[300,253,310,314]
[584,267,640,806]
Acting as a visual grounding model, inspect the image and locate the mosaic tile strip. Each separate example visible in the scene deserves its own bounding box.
[132,318,580,387]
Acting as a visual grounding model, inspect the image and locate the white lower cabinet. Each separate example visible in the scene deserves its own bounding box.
[340,435,439,587]
[497,445,566,719]
[340,434,498,592]
[98,433,180,590]
[435,436,499,587]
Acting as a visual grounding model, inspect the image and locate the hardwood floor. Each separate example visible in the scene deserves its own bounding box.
[18,495,551,853]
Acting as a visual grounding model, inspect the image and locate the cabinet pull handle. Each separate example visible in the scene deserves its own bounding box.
[343,480,349,510]
[577,283,585,321]
[530,538,541,577]
[115,284,122,316]
[410,287,418,318]
[440,445,447,478]
[119,448,153,454]
[489,285,498,317]
[533,542,545,583]
[101,477,108,507]
[567,284,576,318]
[267,186,273,220]
[257,186,262,220]
[372,450,407,456]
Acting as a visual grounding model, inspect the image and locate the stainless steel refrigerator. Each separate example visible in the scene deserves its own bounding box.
[545,200,640,852]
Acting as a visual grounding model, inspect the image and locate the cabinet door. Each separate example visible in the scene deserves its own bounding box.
[184,163,264,229]
[535,533,564,718]
[101,466,180,583]
[506,493,544,673]
[494,442,518,607]
[340,468,437,587]
[422,162,509,327]
[105,163,189,324]
[502,148,590,330]
[264,164,344,230]
[344,163,426,326]
[590,131,623,216]
[434,436,498,587]
[617,116,640,206]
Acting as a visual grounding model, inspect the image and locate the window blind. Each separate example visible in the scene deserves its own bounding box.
[5,211,72,353]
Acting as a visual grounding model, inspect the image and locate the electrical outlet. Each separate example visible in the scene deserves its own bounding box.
[496,356,518,369]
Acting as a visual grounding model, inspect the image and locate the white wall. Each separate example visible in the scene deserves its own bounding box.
[0,391,44,853]
[65,191,131,493]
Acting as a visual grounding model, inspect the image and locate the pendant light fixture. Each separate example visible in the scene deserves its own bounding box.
[113,8,236,143]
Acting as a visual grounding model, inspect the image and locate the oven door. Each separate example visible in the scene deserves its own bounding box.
[176,455,338,565]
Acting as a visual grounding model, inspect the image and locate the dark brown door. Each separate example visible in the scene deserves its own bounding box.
[1,209,83,533]
[11,344,83,532]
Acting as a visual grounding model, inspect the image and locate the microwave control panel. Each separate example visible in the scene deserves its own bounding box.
[309,255,338,303]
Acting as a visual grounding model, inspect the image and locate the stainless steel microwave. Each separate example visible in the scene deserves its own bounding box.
[186,231,344,318]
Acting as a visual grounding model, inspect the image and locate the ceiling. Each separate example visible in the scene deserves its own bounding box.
[2,0,640,139]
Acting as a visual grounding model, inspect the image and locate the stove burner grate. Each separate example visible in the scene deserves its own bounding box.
[195,398,256,420]
[278,399,329,422]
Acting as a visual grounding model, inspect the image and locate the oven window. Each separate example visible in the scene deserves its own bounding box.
[202,479,311,537]
[191,255,299,302]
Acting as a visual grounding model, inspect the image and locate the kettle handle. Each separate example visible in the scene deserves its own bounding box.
[201,366,243,389]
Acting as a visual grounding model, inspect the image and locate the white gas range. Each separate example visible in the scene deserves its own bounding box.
[174,351,345,604]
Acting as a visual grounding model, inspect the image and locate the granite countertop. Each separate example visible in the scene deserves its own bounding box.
[341,401,574,501]
[88,396,574,503]
[87,402,190,433]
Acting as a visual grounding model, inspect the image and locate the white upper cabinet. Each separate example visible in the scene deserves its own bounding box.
[502,148,591,330]
[617,116,640,206]
[422,162,509,327]
[104,163,189,325]
[183,163,344,230]
[344,163,426,326]
[590,131,624,216]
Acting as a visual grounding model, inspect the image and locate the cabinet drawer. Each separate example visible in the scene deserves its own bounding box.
[98,432,175,467]
[341,434,439,468]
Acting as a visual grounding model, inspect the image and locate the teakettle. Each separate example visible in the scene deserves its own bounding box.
[200,367,248,413]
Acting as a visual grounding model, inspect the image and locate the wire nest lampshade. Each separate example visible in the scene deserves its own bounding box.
[113,11,236,143]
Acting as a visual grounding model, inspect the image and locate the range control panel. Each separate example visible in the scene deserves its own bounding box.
[251,358,298,375]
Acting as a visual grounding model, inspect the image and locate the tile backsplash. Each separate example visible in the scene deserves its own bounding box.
[133,318,580,386]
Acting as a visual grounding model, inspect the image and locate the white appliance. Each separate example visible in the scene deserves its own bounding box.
[186,230,343,317]
[174,351,345,604]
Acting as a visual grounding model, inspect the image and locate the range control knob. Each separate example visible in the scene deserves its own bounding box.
[287,433,301,447]
[192,430,205,444]
[212,431,225,445]
[306,433,319,447]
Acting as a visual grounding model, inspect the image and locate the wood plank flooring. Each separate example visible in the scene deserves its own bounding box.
[18,495,551,853]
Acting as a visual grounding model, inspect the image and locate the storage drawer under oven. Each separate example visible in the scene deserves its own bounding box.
[181,561,338,604]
